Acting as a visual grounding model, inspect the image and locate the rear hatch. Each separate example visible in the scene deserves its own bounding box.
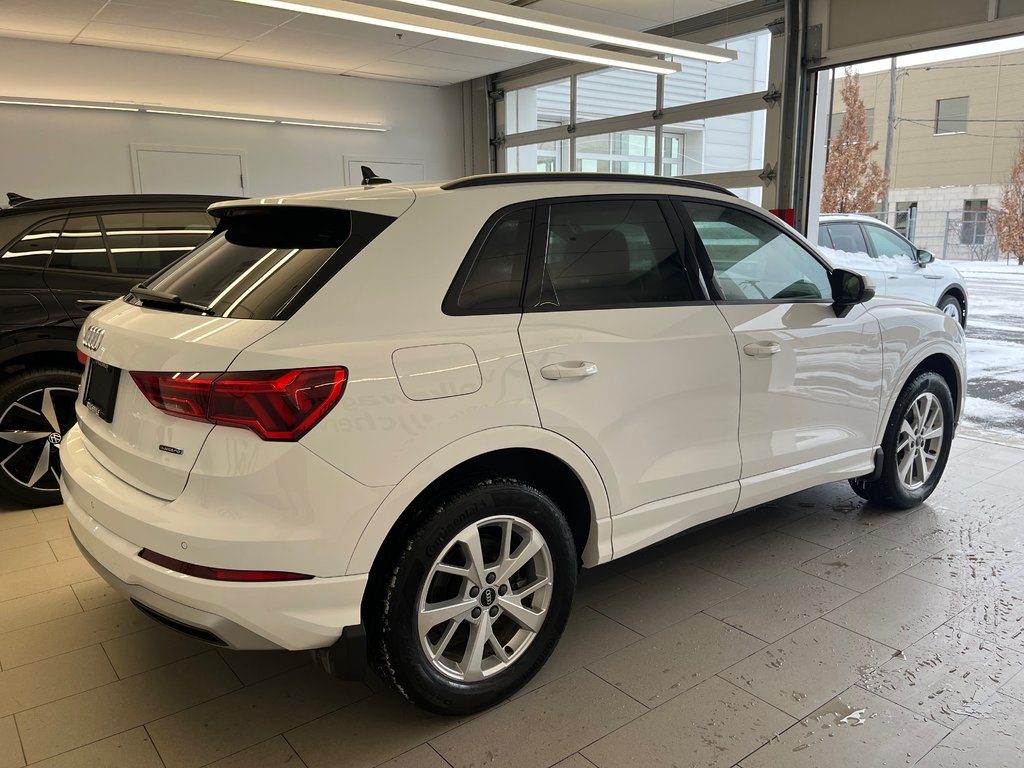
[75,194,407,500]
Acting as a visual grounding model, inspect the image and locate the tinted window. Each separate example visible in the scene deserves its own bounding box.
[817,226,834,249]
[684,202,831,302]
[103,211,215,276]
[49,216,111,272]
[865,225,915,262]
[2,218,64,268]
[825,223,870,255]
[536,199,693,309]
[138,207,394,319]
[453,207,531,312]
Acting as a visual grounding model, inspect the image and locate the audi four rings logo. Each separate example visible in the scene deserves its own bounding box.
[82,325,105,351]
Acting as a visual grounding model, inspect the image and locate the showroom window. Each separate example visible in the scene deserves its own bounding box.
[494,13,781,206]
[682,202,831,302]
[935,96,968,134]
[534,199,694,309]
[49,216,112,273]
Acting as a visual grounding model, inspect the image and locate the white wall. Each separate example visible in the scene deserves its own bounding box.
[0,37,465,199]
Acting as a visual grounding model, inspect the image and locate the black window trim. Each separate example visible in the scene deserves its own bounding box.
[674,197,836,306]
[46,214,116,276]
[441,201,536,317]
[521,193,712,314]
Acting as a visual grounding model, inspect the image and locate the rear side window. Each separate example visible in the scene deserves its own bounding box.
[2,218,64,268]
[825,222,870,255]
[49,216,112,273]
[534,199,694,309]
[446,207,532,313]
[137,207,395,320]
[102,211,215,276]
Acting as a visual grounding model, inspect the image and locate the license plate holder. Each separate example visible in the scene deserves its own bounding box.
[84,359,121,423]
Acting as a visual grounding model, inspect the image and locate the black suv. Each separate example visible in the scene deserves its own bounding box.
[0,192,228,506]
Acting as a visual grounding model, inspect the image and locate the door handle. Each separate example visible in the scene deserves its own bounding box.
[76,299,110,307]
[540,361,598,380]
[743,342,781,358]
[888,276,899,279]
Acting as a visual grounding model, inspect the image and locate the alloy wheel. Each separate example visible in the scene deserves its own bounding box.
[896,392,944,490]
[0,386,79,492]
[417,515,553,682]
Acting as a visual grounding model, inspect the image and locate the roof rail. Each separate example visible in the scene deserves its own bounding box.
[440,172,737,197]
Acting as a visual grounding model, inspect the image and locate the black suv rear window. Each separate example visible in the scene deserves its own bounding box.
[135,207,395,320]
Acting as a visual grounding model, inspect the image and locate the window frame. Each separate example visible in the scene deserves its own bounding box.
[934,96,969,135]
[45,214,115,275]
[675,197,835,305]
[0,213,70,270]
[521,193,709,313]
[819,220,875,259]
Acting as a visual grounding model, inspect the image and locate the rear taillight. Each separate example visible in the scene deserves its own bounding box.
[130,367,347,441]
[139,549,313,582]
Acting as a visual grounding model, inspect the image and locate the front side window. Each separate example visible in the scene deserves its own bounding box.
[102,211,215,276]
[865,225,915,262]
[449,207,532,313]
[535,199,694,309]
[2,218,64,268]
[49,216,111,273]
[683,202,831,302]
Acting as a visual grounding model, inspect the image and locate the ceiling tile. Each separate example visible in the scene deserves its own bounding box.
[228,27,408,70]
[113,0,298,26]
[0,0,106,22]
[281,13,436,47]
[220,53,347,75]
[93,2,278,40]
[0,9,91,38]
[389,46,523,73]
[71,37,224,59]
[354,59,481,85]
[527,0,672,29]
[75,21,246,54]
[418,37,537,65]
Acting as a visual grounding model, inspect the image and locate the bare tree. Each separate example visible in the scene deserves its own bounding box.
[996,141,1024,265]
[821,68,889,213]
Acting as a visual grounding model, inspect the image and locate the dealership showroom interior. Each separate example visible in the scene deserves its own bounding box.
[5,0,1024,766]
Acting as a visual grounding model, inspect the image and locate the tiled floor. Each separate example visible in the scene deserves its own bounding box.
[2,435,1024,767]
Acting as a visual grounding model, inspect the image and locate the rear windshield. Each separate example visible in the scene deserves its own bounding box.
[135,207,395,319]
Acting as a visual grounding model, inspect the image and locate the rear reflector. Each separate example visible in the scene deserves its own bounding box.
[76,349,88,366]
[138,549,314,582]
[130,367,347,441]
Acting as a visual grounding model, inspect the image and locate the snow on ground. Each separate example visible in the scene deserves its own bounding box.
[947,261,1024,443]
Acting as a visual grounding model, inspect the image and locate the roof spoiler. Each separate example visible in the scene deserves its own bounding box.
[6,192,32,206]
[360,166,391,186]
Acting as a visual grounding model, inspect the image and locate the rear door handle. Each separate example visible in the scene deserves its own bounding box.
[541,361,598,380]
[743,342,781,358]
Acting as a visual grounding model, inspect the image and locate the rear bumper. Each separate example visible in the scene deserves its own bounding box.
[60,430,370,651]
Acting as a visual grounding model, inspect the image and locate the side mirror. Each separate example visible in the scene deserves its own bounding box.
[830,268,875,317]
[916,249,935,265]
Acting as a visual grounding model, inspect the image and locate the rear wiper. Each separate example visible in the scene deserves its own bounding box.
[130,285,212,314]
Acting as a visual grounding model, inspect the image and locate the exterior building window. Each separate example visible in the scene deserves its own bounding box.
[894,201,918,241]
[829,108,874,140]
[935,97,968,135]
[961,199,988,245]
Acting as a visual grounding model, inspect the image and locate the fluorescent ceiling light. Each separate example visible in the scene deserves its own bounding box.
[0,97,387,131]
[147,109,275,123]
[280,120,386,130]
[230,0,681,75]
[386,0,736,63]
[0,98,139,112]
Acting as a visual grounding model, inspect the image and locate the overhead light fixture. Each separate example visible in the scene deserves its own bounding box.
[146,109,275,123]
[230,0,681,75]
[385,0,736,63]
[0,97,387,131]
[0,98,139,112]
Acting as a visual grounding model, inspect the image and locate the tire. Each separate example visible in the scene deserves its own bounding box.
[0,368,81,507]
[937,294,964,326]
[850,371,954,509]
[368,478,577,715]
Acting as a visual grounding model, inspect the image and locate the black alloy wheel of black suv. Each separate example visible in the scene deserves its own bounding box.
[0,192,232,506]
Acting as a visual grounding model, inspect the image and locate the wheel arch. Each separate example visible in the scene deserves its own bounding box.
[348,427,612,587]
[938,283,968,325]
[877,348,964,444]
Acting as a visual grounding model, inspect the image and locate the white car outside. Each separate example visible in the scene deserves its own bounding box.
[818,213,969,325]
[60,174,966,715]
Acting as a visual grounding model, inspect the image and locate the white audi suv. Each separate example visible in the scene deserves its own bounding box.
[62,173,966,714]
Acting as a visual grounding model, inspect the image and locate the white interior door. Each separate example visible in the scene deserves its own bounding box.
[133,147,245,196]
